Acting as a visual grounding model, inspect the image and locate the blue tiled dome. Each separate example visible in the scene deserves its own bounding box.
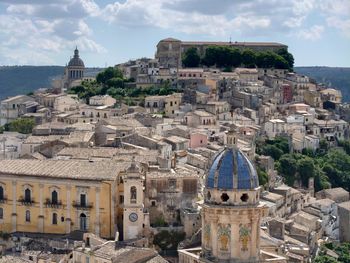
[206,148,259,190]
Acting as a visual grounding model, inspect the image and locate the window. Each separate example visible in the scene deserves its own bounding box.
[25,188,31,202]
[221,193,229,202]
[207,191,211,200]
[25,210,30,222]
[119,195,124,204]
[240,193,249,202]
[130,186,137,203]
[168,179,176,189]
[0,186,3,200]
[52,213,58,225]
[80,213,87,230]
[0,208,3,219]
[80,194,86,207]
[170,101,173,106]
[51,190,58,204]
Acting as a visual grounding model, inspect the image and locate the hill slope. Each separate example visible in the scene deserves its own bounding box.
[295,66,350,102]
[0,66,349,102]
[0,66,64,100]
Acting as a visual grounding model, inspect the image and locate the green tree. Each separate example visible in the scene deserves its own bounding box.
[278,154,298,186]
[313,255,339,263]
[6,118,35,134]
[320,139,329,152]
[241,49,256,68]
[182,47,200,67]
[261,145,284,160]
[257,167,268,186]
[106,77,124,88]
[96,67,123,84]
[202,46,219,66]
[339,140,350,155]
[277,48,294,70]
[297,157,315,187]
[228,48,242,67]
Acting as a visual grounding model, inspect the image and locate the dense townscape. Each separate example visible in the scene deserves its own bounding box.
[0,38,349,263]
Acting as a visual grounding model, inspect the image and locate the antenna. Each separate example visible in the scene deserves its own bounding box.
[229,36,232,43]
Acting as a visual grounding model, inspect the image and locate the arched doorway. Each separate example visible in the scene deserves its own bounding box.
[80,213,87,231]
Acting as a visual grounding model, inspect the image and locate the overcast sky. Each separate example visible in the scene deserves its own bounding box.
[0,0,349,67]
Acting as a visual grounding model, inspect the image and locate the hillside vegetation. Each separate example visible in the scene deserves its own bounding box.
[295,66,350,102]
[0,66,349,102]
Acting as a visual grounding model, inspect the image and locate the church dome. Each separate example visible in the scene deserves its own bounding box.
[206,147,259,190]
[68,47,85,67]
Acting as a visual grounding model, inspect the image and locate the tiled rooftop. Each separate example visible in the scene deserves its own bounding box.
[0,159,127,181]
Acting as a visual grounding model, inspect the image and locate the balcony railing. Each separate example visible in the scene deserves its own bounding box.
[18,197,35,206]
[72,201,93,210]
[45,199,63,208]
[0,196,7,203]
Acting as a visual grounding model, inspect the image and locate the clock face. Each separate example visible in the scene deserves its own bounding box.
[129,212,138,222]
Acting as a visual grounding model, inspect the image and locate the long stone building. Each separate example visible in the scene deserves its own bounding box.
[156,38,288,68]
[0,159,149,240]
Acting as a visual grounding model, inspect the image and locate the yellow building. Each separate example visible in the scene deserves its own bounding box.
[0,159,147,240]
[164,93,182,117]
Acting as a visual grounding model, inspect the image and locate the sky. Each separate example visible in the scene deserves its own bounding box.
[0,0,349,67]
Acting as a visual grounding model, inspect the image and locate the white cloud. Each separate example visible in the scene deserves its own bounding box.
[100,0,327,37]
[327,17,350,38]
[297,25,324,40]
[0,0,105,64]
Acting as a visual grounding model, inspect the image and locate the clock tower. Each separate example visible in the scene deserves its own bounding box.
[122,159,149,241]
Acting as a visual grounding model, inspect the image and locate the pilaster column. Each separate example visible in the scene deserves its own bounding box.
[66,185,71,233]
[111,181,116,238]
[95,187,100,236]
[11,181,17,232]
[210,217,218,257]
[251,214,258,258]
[39,184,44,215]
[38,184,44,233]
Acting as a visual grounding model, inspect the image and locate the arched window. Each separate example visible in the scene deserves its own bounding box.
[80,213,87,231]
[25,210,30,222]
[0,208,3,219]
[52,213,58,225]
[0,186,3,200]
[130,186,137,203]
[51,190,58,205]
[25,188,31,202]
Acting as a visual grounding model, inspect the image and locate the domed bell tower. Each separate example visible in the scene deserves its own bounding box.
[201,138,268,262]
[122,158,149,241]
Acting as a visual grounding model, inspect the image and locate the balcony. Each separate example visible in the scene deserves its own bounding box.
[18,197,35,206]
[0,196,7,204]
[45,199,63,208]
[72,201,93,210]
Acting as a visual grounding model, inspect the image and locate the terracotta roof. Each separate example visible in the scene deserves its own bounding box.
[0,159,127,181]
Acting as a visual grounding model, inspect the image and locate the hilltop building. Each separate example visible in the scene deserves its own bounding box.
[62,47,85,91]
[156,38,288,68]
